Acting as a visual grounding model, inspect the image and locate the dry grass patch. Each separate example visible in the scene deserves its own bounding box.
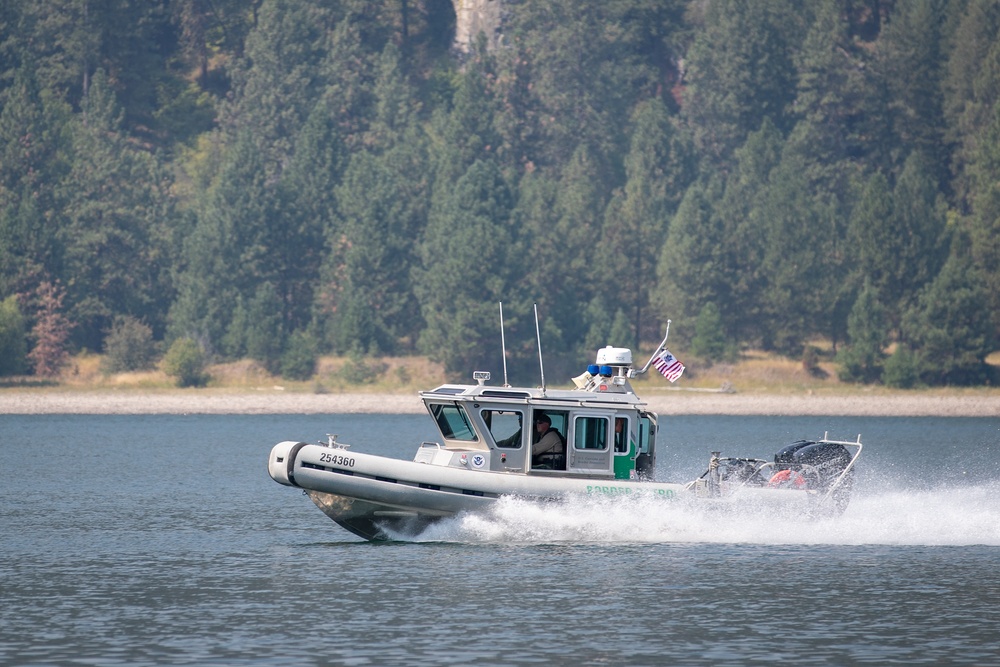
[313,355,446,393]
[16,348,998,399]
[207,359,274,387]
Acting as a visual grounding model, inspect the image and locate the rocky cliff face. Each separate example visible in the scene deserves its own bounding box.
[452,0,505,52]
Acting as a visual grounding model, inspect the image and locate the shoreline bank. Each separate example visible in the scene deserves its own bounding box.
[2,389,998,417]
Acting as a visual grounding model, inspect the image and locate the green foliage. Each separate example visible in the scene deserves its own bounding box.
[606,310,633,350]
[162,338,208,388]
[877,0,949,181]
[759,151,838,354]
[0,63,73,298]
[902,251,996,385]
[328,93,428,354]
[966,101,1000,340]
[605,98,692,345]
[101,316,156,374]
[883,346,920,389]
[691,303,728,363]
[0,295,27,376]
[337,355,388,384]
[221,297,249,360]
[790,0,870,175]
[0,0,999,383]
[61,69,175,350]
[246,282,284,373]
[684,0,801,163]
[836,282,888,384]
[710,121,784,345]
[415,159,519,376]
[848,172,895,309]
[942,0,1000,203]
[168,128,274,351]
[281,330,318,381]
[654,182,726,339]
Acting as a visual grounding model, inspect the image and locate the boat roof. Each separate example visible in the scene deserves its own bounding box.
[420,383,644,409]
[420,345,649,412]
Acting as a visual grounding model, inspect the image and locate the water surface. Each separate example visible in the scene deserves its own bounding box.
[1,414,998,665]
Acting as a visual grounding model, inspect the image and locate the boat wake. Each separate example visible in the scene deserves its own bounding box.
[389,480,1000,546]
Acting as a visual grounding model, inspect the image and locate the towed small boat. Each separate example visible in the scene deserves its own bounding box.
[267,334,862,541]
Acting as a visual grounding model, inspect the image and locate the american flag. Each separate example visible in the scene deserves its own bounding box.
[653,350,685,382]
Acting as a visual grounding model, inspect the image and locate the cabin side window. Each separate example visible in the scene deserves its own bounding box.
[482,409,524,448]
[429,403,478,441]
[613,417,629,453]
[573,416,609,451]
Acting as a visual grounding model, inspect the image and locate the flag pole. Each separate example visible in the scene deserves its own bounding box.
[634,320,671,376]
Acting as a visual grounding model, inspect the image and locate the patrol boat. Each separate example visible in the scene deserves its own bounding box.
[267,332,863,541]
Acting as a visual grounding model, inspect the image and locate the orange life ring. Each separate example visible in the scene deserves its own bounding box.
[768,469,807,489]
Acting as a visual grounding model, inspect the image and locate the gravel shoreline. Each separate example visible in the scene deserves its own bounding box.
[2,389,998,416]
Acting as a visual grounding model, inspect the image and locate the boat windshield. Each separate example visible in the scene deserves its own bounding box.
[429,403,478,442]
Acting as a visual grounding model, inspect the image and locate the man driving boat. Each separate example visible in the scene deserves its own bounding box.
[532,412,565,468]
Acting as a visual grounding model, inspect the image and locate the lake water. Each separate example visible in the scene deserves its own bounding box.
[1,413,998,666]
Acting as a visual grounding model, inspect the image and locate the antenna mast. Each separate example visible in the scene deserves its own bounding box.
[499,301,509,387]
[534,303,546,392]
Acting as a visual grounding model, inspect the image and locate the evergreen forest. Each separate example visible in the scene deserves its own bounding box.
[1,0,999,386]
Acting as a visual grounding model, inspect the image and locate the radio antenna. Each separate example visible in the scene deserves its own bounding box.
[499,301,509,387]
[534,303,546,392]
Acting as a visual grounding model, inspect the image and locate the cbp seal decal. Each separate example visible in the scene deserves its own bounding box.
[470,454,486,469]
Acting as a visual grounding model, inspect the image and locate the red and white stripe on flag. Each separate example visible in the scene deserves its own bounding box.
[653,350,685,382]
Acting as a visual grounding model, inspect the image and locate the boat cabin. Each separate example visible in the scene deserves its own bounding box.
[416,347,658,480]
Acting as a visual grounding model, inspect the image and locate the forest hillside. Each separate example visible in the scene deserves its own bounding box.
[1,0,998,387]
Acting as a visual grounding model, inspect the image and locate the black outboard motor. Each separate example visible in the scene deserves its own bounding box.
[773,440,855,513]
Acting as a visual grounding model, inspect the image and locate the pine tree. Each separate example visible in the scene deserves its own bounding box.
[653,181,726,344]
[902,250,995,385]
[61,69,174,350]
[330,147,426,354]
[836,280,888,383]
[0,294,27,376]
[169,129,273,351]
[942,0,1000,205]
[604,98,692,347]
[0,62,72,298]
[321,41,428,354]
[890,152,949,326]
[246,281,284,373]
[758,150,840,354]
[280,328,317,381]
[691,302,728,363]
[683,0,801,167]
[27,280,72,378]
[222,0,338,168]
[517,143,608,358]
[876,0,949,183]
[713,121,784,345]
[415,159,519,377]
[965,99,1000,342]
[276,94,346,338]
[786,0,870,195]
[847,171,895,300]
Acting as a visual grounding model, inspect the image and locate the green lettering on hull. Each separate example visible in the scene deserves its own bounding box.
[585,485,676,499]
